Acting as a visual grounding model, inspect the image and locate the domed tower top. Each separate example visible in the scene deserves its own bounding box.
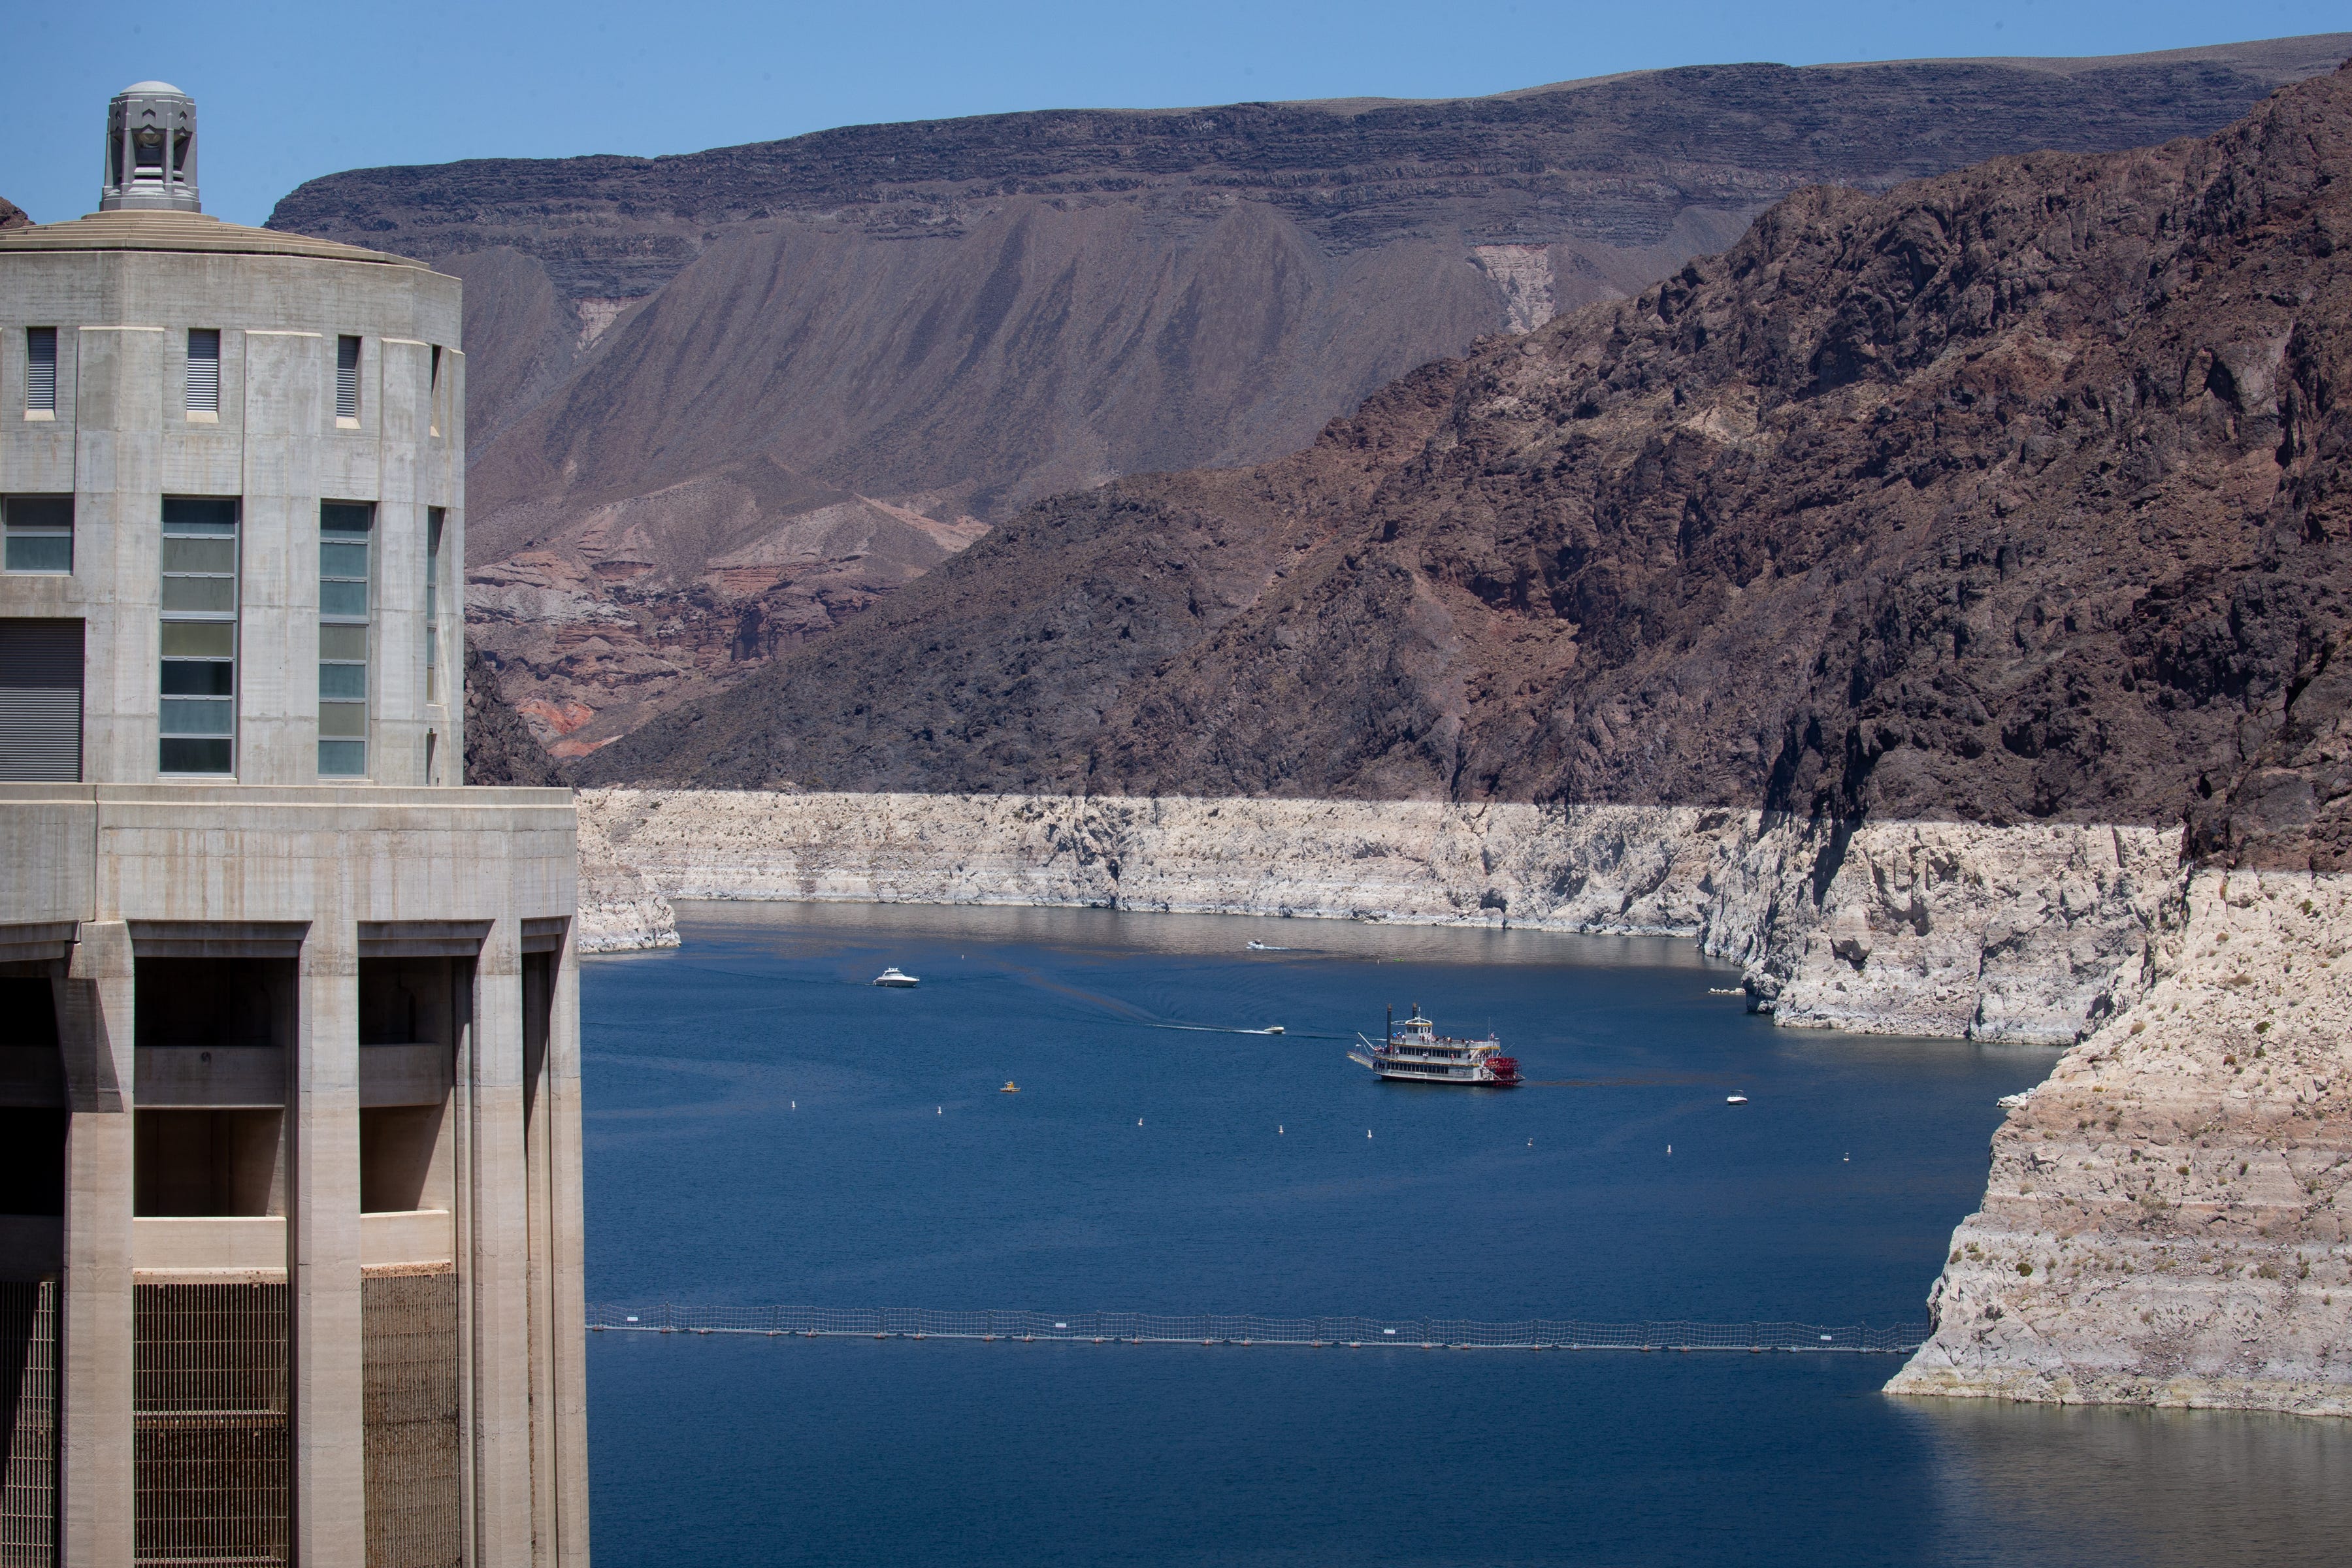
[100,81,199,212]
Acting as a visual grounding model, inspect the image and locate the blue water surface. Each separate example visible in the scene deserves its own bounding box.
[580,903,2352,1567]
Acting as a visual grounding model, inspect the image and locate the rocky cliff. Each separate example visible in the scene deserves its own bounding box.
[584,57,2352,860]
[576,789,2177,1043]
[462,645,563,787]
[1889,867,2352,1414]
[270,37,2349,758]
[0,198,29,231]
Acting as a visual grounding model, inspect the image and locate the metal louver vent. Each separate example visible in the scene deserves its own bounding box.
[335,336,359,421]
[25,329,57,413]
[186,329,220,413]
[0,619,84,781]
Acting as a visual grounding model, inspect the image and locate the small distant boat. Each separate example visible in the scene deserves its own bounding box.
[874,968,919,988]
[1707,987,1743,996]
[1246,941,1293,952]
[1725,1094,1749,1105]
[1000,1081,1020,1094]
[1348,1004,1518,1086]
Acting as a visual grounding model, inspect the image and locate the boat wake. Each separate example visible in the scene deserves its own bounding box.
[1141,1022,1348,1040]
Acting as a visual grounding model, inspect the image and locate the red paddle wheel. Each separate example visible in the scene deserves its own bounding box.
[1485,1056,1520,1085]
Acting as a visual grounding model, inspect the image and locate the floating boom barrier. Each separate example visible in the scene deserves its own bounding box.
[588,1304,1928,1354]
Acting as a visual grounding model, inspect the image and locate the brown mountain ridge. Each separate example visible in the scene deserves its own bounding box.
[580,61,2352,871]
[269,37,2351,755]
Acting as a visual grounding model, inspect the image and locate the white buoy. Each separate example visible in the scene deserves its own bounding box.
[791,1101,796,1109]
[1367,1130,1373,1139]
[1667,1145,1672,1155]
[1278,1126,1284,1135]
[937,1107,942,1115]
[1137,1119,1143,1126]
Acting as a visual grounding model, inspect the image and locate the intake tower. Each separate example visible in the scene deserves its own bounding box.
[0,85,588,1567]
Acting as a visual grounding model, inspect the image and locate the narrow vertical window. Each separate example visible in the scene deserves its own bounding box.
[185,329,220,416]
[424,507,444,703]
[3,497,74,573]
[25,329,57,416]
[318,502,373,777]
[428,346,442,438]
[159,498,240,775]
[335,336,361,425]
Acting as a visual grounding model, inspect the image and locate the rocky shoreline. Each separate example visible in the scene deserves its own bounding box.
[574,786,2349,1414]
[1887,868,2352,1415]
[576,788,2176,1045]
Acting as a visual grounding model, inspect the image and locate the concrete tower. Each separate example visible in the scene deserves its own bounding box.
[0,86,589,1567]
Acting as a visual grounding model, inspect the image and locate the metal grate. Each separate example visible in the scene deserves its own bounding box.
[0,1281,57,1568]
[0,620,83,783]
[23,331,55,415]
[185,331,220,414]
[334,338,359,421]
[135,1282,288,1567]
[362,1271,461,1568]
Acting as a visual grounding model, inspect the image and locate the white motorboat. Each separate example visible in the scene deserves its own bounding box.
[1725,1094,1749,1105]
[873,967,920,988]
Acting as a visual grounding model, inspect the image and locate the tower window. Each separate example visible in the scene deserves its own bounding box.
[318,502,373,777]
[335,336,360,425]
[424,508,444,703]
[186,329,220,416]
[428,346,442,438]
[158,497,240,776]
[25,328,57,416]
[4,497,73,573]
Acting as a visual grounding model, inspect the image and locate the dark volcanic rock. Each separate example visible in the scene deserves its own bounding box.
[464,645,563,787]
[0,197,29,230]
[583,62,2352,871]
[270,39,2347,764]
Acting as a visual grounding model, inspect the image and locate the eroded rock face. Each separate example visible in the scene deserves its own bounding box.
[462,645,562,787]
[1889,869,2352,1415]
[576,789,2182,1045]
[574,798,680,953]
[1733,821,2181,1043]
[464,466,990,755]
[585,61,2352,851]
[272,42,2347,760]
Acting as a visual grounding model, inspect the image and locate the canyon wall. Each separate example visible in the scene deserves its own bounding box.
[576,788,2177,1046]
[1888,869,2352,1415]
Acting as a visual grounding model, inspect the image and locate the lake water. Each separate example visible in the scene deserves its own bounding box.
[581,902,2352,1567]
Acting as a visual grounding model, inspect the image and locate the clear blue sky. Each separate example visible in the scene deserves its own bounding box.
[3,1,2344,227]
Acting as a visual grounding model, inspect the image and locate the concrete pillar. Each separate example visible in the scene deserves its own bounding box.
[548,932,591,1567]
[468,921,534,1568]
[522,945,557,1567]
[292,928,364,1565]
[56,920,133,1568]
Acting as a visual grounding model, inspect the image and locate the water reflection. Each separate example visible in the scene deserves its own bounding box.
[1896,1396,2352,1566]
